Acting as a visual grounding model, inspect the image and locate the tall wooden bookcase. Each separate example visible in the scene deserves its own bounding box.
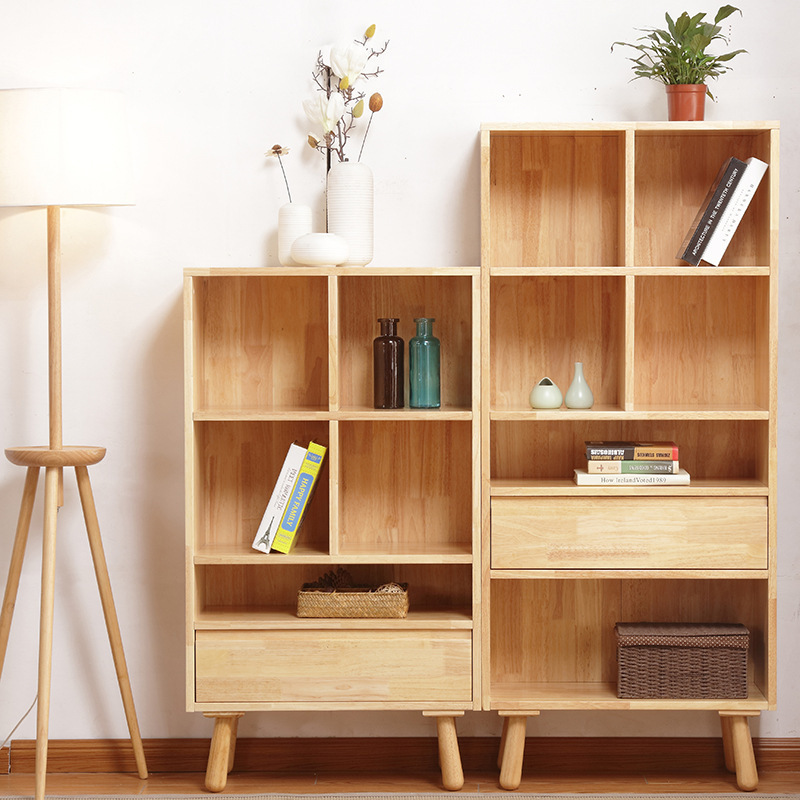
[480,122,779,792]
[184,267,481,791]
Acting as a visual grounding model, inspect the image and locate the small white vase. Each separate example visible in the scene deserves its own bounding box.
[529,377,563,409]
[290,233,349,267]
[278,202,312,266]
[327,161,373,266]
[565,362,594,409]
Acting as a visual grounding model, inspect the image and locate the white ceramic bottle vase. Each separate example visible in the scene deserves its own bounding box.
[327,161,374,266]
[565,361,594,409]
[278,202,312,266]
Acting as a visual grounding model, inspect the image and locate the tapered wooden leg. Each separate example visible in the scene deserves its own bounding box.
[75,466,148,780]
[497,716,509,769]
[423,711,464,790]
[204,713,244,792]
[497,711,539,791]
[227,714,240,773]
[436,716,464,791]
[35,467,60,800]
[720,714,736,773]
[0,467,39,680]
[719,712,759,791]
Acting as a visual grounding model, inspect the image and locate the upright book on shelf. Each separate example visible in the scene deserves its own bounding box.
[252,442,307,554]
[700,157,768,266]
[677,156,746,265]
[271,440,327,554]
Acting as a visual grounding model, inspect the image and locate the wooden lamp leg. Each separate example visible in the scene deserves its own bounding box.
[35,466,61,800]
[0,467,39,679]
[75,465,148,779]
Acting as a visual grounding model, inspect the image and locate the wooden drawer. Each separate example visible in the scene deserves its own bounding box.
[195,630,472,704]
[491,497,767,570]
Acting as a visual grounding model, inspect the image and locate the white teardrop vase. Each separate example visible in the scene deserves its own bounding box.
[564,361,594,409]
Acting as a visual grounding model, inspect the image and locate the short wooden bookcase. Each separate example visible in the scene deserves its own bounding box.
[184,268,482,791]
[480,121,779,792]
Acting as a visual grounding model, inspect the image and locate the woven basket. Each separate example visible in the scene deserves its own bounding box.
[615,622,749,699]
[297,585,409,618]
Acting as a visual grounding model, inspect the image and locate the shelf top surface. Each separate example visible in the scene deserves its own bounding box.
[481,120,779,134]
[185,266,480,277]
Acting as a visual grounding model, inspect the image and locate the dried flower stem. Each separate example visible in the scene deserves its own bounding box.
[357,113,374,163]
[276,153,292,202]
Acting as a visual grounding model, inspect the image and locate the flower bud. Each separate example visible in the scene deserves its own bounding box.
[369,92,383,113]
[365,24,376,39]
[308,134,319,149]
[339,76,350,91]
[353,99,365,118]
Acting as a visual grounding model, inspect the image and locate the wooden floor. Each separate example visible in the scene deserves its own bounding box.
[1,768,799,796]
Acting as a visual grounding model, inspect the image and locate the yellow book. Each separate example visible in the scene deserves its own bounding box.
[271,441,327,554]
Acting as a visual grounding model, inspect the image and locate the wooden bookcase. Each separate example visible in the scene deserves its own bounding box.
[184,267,481,790]
[480,122,779,791]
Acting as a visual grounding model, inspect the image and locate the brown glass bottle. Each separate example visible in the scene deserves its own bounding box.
[373,317,404,408]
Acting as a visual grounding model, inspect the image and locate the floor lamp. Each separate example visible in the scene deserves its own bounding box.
[0,88,148,798]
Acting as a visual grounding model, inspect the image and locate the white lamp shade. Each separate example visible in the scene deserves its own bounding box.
[0,88,133,207]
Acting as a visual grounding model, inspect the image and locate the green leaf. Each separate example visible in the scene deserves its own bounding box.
[689,33,712,53]
[674,12,691,38]
[716,48,747,61]
[715,5,741,23]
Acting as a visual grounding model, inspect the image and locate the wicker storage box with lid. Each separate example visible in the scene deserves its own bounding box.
[615,622,749,699]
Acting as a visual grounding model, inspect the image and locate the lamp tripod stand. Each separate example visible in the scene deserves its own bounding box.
[0,206,148,798]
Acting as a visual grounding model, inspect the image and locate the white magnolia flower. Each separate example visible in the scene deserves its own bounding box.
[303,92,345,135]
[329,42,369,86]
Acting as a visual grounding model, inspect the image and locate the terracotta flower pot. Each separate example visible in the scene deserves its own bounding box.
[666,84,706,121]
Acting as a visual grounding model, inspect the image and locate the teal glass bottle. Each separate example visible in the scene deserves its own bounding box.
[409,317,440,408]
[373,317,404,409]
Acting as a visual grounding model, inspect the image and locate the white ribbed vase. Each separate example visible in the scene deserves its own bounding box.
[327,161,374,266]
[278,202,312,266]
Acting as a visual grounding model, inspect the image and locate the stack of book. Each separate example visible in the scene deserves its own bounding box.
[677,155,768,267]
[251,440,327,554]
[574,441,690,486]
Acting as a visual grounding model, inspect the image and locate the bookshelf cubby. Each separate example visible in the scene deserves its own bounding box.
[185,267,481,790]
[480,122,778,792]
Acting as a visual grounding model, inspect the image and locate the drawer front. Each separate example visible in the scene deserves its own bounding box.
[196,630,472,704]
[491,497,767,570]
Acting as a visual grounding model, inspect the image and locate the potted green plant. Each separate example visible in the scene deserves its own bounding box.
[612,6,746,120]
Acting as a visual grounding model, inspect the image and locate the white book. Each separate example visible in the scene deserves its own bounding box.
[252,442,307,553]
[701,157,768,266]
[574,468,691,486]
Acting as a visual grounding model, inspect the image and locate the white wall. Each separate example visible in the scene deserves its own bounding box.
[0,0,798,743]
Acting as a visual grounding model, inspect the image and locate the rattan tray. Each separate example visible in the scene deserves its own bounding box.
[297,568,409,618]
[615,622,749,699]
[297,585,409,618]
